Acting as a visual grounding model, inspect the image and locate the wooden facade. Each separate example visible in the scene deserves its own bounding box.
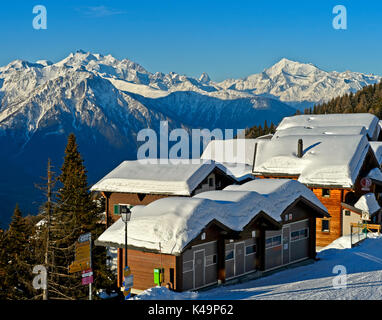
[117,248,178,291]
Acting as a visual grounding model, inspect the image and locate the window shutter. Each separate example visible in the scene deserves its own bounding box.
[114,204,120,215]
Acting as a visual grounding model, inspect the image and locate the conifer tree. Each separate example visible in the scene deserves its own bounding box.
[2,205,34,299]
[44,134,115,300]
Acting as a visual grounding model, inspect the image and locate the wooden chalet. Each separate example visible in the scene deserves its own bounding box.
[252,133,381,247]
[91,160,237,226]
[95,179,329,293]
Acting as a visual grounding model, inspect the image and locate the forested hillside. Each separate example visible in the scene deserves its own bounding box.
[306,82,382,117]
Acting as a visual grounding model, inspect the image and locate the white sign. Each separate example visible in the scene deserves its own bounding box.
[82,271,93,278]
[78,232,91,243]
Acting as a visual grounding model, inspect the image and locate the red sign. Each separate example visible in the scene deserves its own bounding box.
[360,177,372,191]
[82,268,93,285]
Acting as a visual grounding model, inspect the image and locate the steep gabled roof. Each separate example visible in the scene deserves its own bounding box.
[90,160,217,196]
[253,134,371,188]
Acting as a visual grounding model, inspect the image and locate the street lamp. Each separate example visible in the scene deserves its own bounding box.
[121,206,131,268]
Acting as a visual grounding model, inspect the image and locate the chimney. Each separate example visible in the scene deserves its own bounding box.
[297,139,303,158]
[252,143,258,173]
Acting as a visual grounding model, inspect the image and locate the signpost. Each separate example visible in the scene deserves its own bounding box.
[68,232,93,300]
[82,269,94,285]
[121,266,133,300]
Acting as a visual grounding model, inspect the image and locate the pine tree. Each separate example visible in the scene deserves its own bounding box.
[1,205,34,299]
[44,133,115,300]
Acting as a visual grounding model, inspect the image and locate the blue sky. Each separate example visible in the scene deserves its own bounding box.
[0,0,381,81]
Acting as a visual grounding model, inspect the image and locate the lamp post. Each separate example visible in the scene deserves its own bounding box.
[121,206,131,268]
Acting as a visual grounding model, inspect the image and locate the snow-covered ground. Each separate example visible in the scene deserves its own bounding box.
[134,233,382,300]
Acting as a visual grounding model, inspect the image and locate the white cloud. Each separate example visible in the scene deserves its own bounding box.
[78,6,126,17]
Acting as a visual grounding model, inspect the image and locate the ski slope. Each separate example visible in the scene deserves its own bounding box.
[134,234,382,300]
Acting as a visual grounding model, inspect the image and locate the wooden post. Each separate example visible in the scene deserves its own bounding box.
[217,238,226,284]
[43,159,53,301]
[251,143,258,173]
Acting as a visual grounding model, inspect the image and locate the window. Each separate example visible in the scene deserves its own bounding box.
[299,229,308,239]
[291,228,309,241]
[266,235,282,248]
[344,210,351,216]
[114,204,133,215]
[251,230,256,238]
[273,236,281,246]
[205,254,217,266]
[225,250,234,261]
[245,244,257,255]
[201,232,206,240]
[322,189,331,198]
[289,214,293,221]
[291,231,300,241]
[322,219,330,232]
[183,260,193,273]
[209,177,214,187]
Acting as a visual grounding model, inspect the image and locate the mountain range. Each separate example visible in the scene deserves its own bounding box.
[0,50,380,225]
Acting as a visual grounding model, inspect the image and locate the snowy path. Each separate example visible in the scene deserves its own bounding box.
[135,235,382,300]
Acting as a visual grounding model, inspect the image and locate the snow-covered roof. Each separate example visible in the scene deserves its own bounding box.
[198,179,328,217]
[276,114,380,140]
[201,139,259,165]
[273,126,367,139]
[369,142,382,165]
[253,134,371,188]
[96,179,328,255]
[90,160,217,196]
[200,139,258,181]
[354,193,380,214]
[216,162,254,182]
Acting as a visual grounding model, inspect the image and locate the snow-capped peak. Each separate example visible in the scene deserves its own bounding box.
[199,72,211,83]
[264,58,320,77]
[218,58,381,106]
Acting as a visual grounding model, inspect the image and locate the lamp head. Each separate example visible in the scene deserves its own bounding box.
[120,205,131,223]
